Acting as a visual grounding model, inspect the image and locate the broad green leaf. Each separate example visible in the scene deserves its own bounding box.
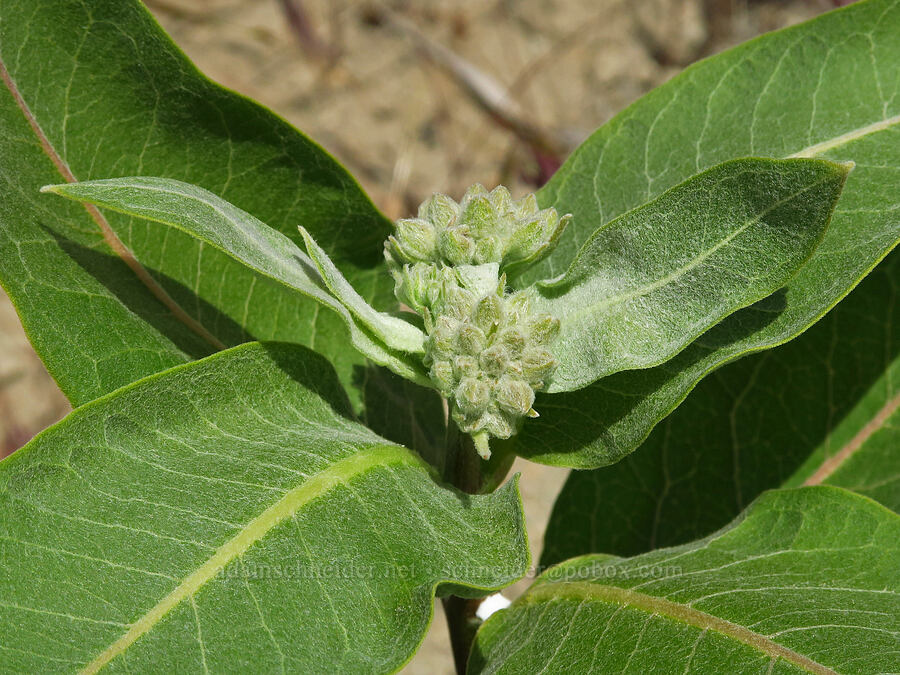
[537,158,846,392]
[471,487,900,674]
[540,253,899,566]
[42,178,428,384]
[0,0,393,407]
[512,0,900,465]
[0,342,529,673]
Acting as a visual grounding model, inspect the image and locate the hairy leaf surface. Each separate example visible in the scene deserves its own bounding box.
[537,158,845,391]
[514,0,900,466]
[472,487,900,674]
[43,178,427,382]
[0,0,393,407]
[541,254,899,564]
[0,343,528,673]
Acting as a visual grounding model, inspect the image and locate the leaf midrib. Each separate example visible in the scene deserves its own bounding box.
[790,114,900,158]
[549,171,835,323]
[804,389,900,486]
[0,54,227,351]
[80,444,426,674]
[523,581,837,675]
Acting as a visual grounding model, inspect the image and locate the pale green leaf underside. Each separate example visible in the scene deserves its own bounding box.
[513,0,900,466]
[472,487,900,674]
[0,342,528,673]
[538,158,846,392]
[42,179,428,384]
[540,254,899,565]
[298,225,425,354]
[0,0,394,409]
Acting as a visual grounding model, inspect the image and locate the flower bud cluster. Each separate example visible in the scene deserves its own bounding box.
[424,278,559,451]
[386,185,566,459]
[385,184,570,274]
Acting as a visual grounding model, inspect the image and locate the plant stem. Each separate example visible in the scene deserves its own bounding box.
[442,432,484,674]
[442,595,483,675]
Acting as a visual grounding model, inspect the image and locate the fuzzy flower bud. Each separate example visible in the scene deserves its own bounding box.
[385,184,571,274]
[421,275,559,459]
[385,183,568,460]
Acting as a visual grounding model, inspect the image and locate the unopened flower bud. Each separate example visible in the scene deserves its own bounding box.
[489,185,512,213]
[475,235,503,265]
[442,286,477,322]
[456,377,490,415]
[521,347,557,385]
[431,360,454,395]
[438,227,475,265]
[496,327,526,357]
[453,355,479,379]
[456,324,486,355]
[460,194,499,238]
[479,344,509,377]
[528,314,560,345]
[479,411,514,439]
[393,218,437,262]
[418,192,459,230]
[429,316,458,357]
[472,294,503,334]
[494,377,535,416]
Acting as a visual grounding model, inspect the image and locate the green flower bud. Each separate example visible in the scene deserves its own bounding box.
[479,344,509,377]
[392,218,437,262]
[455,377,490,415]
[521,347,557,385]
[438,227,475,265]
[489,185,512,213]
[453,355,479,379]
[505,291,531,324]
[527,314,560,345]
[496,327,526,357]
[418,192,459,230]
[456,324,486,355]
[431,360,454,395]
[474,235,503,265]
[472,294,503,335]
[428,315,458,358]
[503,211,554,263]
[442,286,477,322]
[460,194,499,238]
[514,192,538,218]
[393,263,448,313]
[494,376,535,416]
[478,411,515,439]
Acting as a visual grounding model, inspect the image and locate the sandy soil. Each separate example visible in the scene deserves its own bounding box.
[1,0,841,671]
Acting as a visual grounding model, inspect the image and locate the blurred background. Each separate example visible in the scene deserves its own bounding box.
[0,0,848,671]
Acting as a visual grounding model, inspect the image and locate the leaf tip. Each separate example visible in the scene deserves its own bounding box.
[39,184,64,195]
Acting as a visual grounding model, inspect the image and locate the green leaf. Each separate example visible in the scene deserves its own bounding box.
[298,225,426,355]
[471,487,900,674]
[537,158,846,392]
[0,342,529,673]
[41,178,428,384]
[0,0,393,407]
[512,0,900,465]
[540,253,899,566]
